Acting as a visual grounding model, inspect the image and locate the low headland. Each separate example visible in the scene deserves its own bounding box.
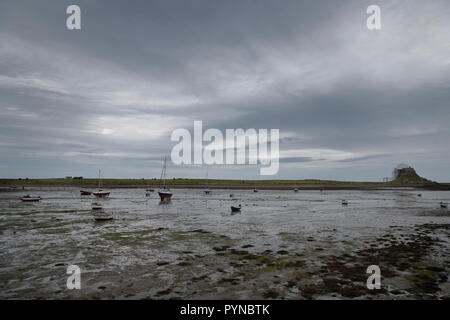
[1,166,448,191]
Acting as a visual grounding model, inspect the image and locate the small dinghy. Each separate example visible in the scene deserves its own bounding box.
[80,190,92,196]
[91,202,103,210]
[93,211,113,221]
[341,200,348,205]
[158,187,172,201]
[231,204,242,213]
[253,189,258,193]
[440,202,448,209]
[294,188,299,193]
[21,195,42,202]
[417,194,422,197]
[229,194,234,198]
[204,173,212,195]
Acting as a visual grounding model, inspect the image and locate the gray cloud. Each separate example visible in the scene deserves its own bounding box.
[1,0,450,181]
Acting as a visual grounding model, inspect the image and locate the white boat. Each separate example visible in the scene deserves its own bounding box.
[21,195,42,202]
[294,188,299,193]
[158,156,172,201]
[93,211,113,221]
[204,172,212,195]
[440,202,448,209]
[91,202,103,210]
[93,169,110,198]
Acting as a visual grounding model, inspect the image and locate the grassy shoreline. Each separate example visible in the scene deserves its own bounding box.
[1,178,448,190]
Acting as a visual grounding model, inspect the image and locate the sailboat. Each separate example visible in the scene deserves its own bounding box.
[204,172,212,195]
[93,169,110,198]
[158,156,172,201]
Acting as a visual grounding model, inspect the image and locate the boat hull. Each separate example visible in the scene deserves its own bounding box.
[80,190,92,195]
[93,192,110,198]
[158,192,172,201]
[21,198,41,202]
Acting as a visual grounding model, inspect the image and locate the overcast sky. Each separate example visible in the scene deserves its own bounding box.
[1,0,449,181]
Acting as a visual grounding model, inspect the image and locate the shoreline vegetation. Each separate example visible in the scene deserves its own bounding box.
[1,178,449,191]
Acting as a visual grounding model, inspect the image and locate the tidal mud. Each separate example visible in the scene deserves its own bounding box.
[0,188,449,299]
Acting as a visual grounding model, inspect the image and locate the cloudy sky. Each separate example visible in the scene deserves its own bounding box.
[1,0,450,181]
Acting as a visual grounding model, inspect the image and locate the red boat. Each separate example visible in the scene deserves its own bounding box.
[93,191,110,198]
[80,190,92,195]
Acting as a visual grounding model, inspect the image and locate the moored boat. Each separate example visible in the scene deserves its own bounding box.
[204,172,212,195]
[80,190,92,195]
[93,169,110,198]
[158,156,172,201]
[93,211,113,221]
[91,202,103,210]
[342,200,348,205]
[231,204,242,213]
[440,202,448,209]
[21,195,42,202]
[93,190,110,198]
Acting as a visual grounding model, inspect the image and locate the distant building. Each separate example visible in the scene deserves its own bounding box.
[392,163,411,180]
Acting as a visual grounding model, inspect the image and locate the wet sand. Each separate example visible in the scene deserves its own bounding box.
[0,188,449,299]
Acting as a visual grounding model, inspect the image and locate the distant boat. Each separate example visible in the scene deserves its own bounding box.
[231,204,242,212]
[93,169,110,198]
[91,202,103,210]
[204,172,212,195]
[294,188,299,193]
[342,200,348,205]
[93,211,113,221]
[21,195,41,202]
[229,194,234,198]
[158,156,173,201]
[80,190,92,196]
[417,194,422,197]
[440,202,448,209]
[253,188,258,193]
[145,177,154,197]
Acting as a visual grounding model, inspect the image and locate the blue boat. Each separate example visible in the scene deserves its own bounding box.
[231,205,241,212]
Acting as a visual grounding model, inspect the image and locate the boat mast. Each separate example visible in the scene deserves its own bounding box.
[163,156,167,188]
[159,158,164,189]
